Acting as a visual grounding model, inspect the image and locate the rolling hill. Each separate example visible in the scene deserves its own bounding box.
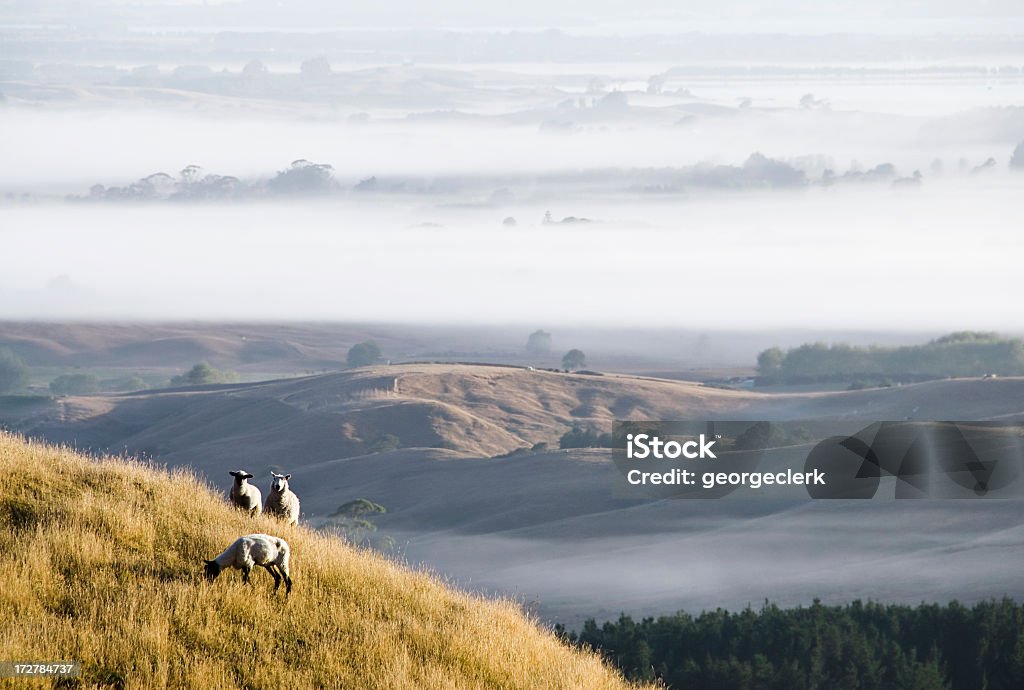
[12,364,756,461]
[5,365,1024,625]
[13,363,1024,482]
[0,432,643,689]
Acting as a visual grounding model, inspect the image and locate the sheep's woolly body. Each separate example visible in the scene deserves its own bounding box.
[206,533,292,594]
[213,534,288,571]
[264,473,300,526]
[228,471,262,516]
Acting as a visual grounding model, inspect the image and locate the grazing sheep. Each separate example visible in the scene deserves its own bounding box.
[264,472,300,526]
[203,533,292,594]
[228,470,262,516]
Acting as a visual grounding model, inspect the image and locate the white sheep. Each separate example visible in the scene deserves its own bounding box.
[228,470,262,516]
[203,533,293,594]
[264,472,300,526]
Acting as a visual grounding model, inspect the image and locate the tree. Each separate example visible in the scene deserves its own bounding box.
[743,152,806,187]
[757,332,1024,384]
[0,348,27,393]
[170,362,239,386]
[242,60,268,77]
[757,347,785,376]
[300,56,331,78]
[179,164,202,185]
[326,499,392,550]
[268,159,336,195]
[526,330,552,356]
[49,373,100,396]
[563,598,1024,690]
[1010,142,1024,170]
[172,169,240,201]
[347,341,381,368]
[562,349,586,370]
[800,92,827,109]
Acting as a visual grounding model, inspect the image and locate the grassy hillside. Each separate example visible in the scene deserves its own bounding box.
[0,433,643,689]
[11,364,748,463]
[14,365,1024,482]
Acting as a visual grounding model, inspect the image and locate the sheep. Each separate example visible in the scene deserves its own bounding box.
[203,533,292,594]
[228,470,262,516]
[264,472,300,526]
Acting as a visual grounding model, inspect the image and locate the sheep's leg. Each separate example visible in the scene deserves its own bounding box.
[273,564,291,595]
[241,566,252,585]
[263,564,282,592]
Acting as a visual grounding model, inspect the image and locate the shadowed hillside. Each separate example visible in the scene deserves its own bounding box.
[0,433,643,689]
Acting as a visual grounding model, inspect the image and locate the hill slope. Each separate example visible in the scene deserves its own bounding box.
[14,364,755,461]
[0,433,642,689]
[13,366,1024,516]
[7,368,1024,627]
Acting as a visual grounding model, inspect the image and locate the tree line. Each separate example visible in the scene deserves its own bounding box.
[758,332,1024,384]
[557,598,1024,690]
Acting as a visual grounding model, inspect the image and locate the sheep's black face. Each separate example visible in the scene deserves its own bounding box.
[204,560,221,581]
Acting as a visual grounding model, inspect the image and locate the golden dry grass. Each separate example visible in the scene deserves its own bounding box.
[0,432,648,690]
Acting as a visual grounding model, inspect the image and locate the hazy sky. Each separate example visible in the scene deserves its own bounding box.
[7,1,1024,33]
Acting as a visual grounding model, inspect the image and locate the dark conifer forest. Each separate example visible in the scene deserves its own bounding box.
[559,599,1024,690]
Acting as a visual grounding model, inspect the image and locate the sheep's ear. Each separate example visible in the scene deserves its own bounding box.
[284,474,291,480]
[229,471,239,477]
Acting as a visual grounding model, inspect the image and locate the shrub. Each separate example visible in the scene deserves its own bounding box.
[170,362,239,386]
[49,373,100,396]
[731,422,811,451]
[367,434,401,453]
[559,424,612,449]
[326,499,392,550]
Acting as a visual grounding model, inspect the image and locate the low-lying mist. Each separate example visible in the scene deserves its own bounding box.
[391,499,1024,626]
[2,178,1021,329]
[3,35,1023,333]
[0,109,941,191]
